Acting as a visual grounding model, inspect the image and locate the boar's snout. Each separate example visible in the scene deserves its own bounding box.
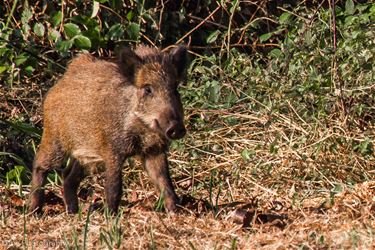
[166,120,186,140]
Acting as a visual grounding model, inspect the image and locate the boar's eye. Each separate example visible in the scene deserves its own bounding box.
[143,85,153,97]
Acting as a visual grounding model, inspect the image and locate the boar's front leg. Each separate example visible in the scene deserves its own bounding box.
[144,153,179,212]
[104,157,123,214]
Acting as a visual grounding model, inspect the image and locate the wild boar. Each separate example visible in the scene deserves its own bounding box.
[29,45,188,214]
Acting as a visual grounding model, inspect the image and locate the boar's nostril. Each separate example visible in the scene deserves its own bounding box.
[166,122,186,140]
[177,126,186,138]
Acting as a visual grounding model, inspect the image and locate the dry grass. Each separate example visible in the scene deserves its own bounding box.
[1,102,374,249]
[1,181,374,249]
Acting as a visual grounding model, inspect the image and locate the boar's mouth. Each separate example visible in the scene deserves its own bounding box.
[150,119,166,138]
[133,113,186,141]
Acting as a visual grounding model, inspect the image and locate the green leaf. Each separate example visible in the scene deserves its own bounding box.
[22,24,31,37]
[259,33,272,43]
[142,13,153,22]
[64,23,81,39]
[126,10,134,21]
[49,29,61,42]
[0,47,10,58]
[0,152,27,167]
[345,0,355,15]
[241,149,254,162]
[24,65,35,76]
[127,22,140,40]
[270,142,278,154]
[269,48,283,59]
[15,54,29,66]
[206,30,221,44]
[230,0,239,14]
[33,23,45,37]
[108,24,124,40]
[279,12,291,24]
[359,137,373,156]
[6,165,29,186]
[51,11,63,27]
[370,5,375,21]
[206,80,221,103]
[82,29,100,48]
[0,66,8,74]
[1,120,42,137]
[91,0,100,18]
[56,39,73,53]
[71,15,96,27]
[74,35,91,49]
[304,29,314,45]
[21,8,33,25]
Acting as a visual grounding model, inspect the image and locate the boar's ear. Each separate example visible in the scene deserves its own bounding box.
[170,45,188,80]
[118,47,142,81]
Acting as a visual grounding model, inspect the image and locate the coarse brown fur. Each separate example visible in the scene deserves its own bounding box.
[29,45,188,214]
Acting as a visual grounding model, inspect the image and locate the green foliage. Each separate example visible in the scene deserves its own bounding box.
[6,165,29,195]
[183,2,374,127]
[100,211,123,249]
[154,190,166,212]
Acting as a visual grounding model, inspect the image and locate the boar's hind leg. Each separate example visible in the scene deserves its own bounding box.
[63,159,84,214]
[144,153,179,212]
[104,157,122,214]
[29,141,64,213]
